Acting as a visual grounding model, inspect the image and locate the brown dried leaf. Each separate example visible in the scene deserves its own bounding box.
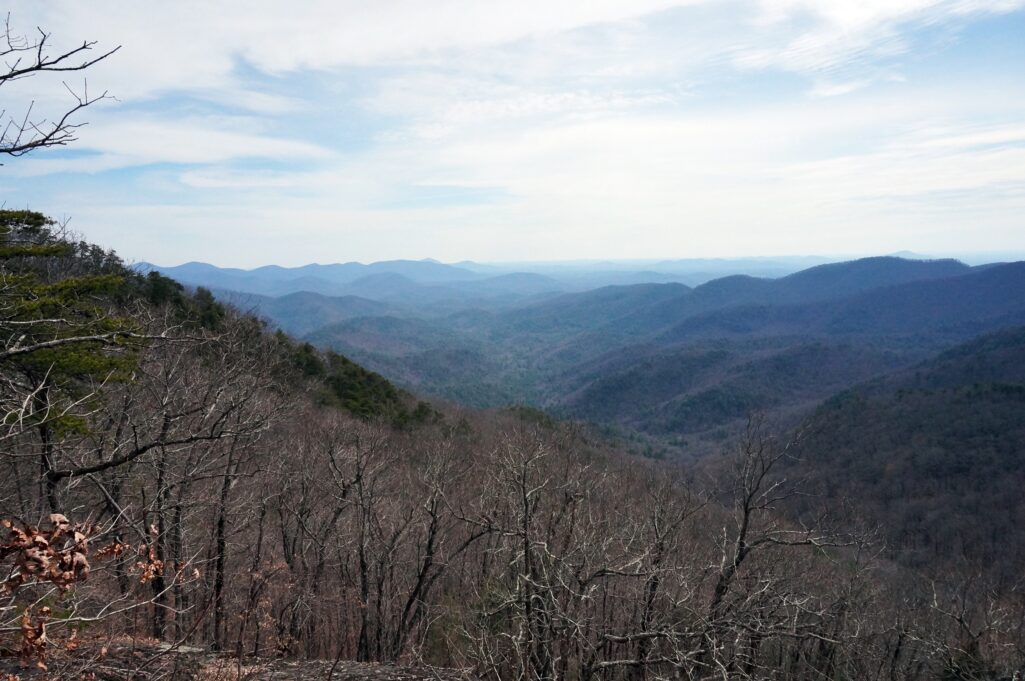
[48,514,69,529]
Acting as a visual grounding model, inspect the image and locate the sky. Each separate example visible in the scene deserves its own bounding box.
[1,1,1024,267]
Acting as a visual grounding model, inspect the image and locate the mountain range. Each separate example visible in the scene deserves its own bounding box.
[20,209,1025,678]
[136,255,852,302]
[139,255,1025,455]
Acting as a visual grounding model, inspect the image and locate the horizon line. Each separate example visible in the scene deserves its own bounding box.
[134,249,1025,271]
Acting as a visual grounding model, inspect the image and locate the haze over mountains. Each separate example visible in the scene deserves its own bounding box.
[140,254,1025,457]
[137,255,841,304]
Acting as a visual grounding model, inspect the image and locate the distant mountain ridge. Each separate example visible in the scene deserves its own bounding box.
[486,256,984,340]
[143,255,1025,449]
[134,254,867,302]
[659,261,1025,343]
[136,259,485,298]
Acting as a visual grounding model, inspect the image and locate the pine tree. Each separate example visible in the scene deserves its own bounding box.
[0,210,141,510]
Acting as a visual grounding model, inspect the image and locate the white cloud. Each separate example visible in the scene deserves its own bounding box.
[10,1,700,99]
[3,0,1024,264]
[10,0,1019,101]
[99,88,1022,265]
[809,79,874,97]
[9,115,331,176]
[740,0,1025,74]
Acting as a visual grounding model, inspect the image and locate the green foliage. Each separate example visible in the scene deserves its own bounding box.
[292,342,327,377]
[320,350,402,418]
[193,287,226,329]
[0,210,142,400]
[270,333,439,427]
[0,209,439,441]
[392,400,443,430]
[503,405,555,428]
[317,350,442,427]
[143,270,185,307]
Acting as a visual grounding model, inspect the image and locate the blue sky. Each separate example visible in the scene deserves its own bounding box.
[2,0,1024,267]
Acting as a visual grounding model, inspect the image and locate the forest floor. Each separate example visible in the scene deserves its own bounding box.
[0,642,476,681]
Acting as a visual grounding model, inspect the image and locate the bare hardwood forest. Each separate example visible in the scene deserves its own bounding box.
[1,211,1022,681]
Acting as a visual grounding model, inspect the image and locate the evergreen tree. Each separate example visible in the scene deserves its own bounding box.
[0,210,141,509]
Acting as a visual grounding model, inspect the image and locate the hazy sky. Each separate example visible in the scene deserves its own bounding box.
[2,1,1024,267]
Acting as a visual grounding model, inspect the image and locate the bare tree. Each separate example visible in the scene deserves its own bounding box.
[0,14,119,160]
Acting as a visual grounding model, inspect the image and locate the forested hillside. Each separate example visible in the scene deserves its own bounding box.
[556,339,915,441]
[5,211,1025,680]
[789,327,1025,579]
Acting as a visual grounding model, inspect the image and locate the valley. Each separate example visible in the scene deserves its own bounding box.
[147,255,1025,456]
